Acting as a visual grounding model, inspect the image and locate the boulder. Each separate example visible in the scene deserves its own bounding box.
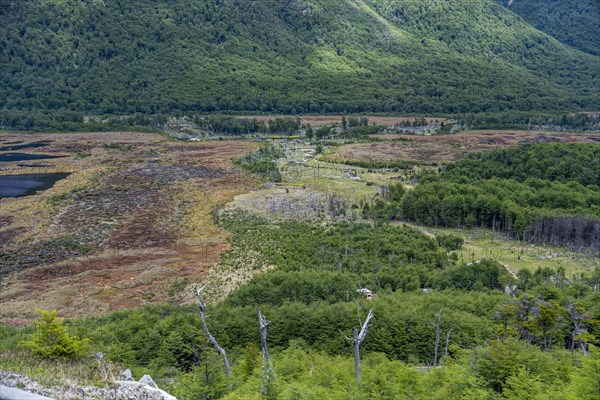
[118,368,134,381]
[139,374,158,388]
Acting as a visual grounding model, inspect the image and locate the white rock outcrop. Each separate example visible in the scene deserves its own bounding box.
[0,370,177,400]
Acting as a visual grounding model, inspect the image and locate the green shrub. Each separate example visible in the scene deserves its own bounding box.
[20,309,90,360]
[436,233,465,251]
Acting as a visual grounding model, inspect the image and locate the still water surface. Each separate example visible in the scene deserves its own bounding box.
[0,153,63,162]
[0,173,70,198]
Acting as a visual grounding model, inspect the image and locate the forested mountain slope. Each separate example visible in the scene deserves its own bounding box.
[0,0,598,121]
[503,0,600,56]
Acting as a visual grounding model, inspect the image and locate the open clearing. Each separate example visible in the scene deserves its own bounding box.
[0,132,258,322]
[325,131,600,163]
[399,224,598,278]
[239,115,446,127]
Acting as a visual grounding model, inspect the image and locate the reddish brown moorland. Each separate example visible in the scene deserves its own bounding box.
[0,132,258,321]
[326,131,600,164]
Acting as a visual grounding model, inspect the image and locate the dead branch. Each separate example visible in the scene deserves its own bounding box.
[443,327,452,366]
[258,309,275,397]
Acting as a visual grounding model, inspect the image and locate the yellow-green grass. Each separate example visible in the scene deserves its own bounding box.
[0,350,120,388]
[422,226,598,278]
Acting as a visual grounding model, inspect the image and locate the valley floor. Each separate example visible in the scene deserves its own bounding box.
[0,132,258,321]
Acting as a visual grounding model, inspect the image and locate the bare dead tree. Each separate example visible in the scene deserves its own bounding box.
[443,328,452,366]
[433,309,442,367]
[344,309,374,386]
[258,310,271,364]
[194,285,231,376]
[258,309,271,364]
[258,309,275,396]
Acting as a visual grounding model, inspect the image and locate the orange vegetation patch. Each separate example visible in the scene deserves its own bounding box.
[239,115,446,127]
[326,131,600,164]
[0,133,259,320]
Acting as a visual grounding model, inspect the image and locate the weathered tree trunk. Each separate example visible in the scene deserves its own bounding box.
[258,309,275,397]
[433,309,442,367]
[443,328,452,366]
[194,285,231,376]
[258,309,271,364]
[353,327,361,382]
[566,300,590,356]
[344,309,374,386]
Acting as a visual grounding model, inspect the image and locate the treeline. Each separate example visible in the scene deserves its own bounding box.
[192,116,301,136]
[305,116,384,140]
[456,112,600,131]
[0,109,157,132]
[524,217,600,253]
[0,110,306,135]
[369,144,600,251]
[399,179,600,245]
[441,143,600,186]
[340,160,424,170]
[2,109,599,134]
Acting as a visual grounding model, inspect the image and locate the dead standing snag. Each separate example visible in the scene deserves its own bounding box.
[343,308,374,386]
[194,285,231,376]
[258,309,276,397]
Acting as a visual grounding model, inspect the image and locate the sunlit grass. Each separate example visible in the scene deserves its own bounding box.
[420,226,599,277]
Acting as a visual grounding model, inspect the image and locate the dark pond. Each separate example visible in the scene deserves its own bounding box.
[16,164,52,168]
[0,173,70,198]
[0,141,50,151]
[0,153,64,162]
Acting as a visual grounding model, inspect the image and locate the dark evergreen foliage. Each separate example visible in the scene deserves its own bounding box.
[373,144,600,251]
[0,0,598,130]
[503,0,600,56]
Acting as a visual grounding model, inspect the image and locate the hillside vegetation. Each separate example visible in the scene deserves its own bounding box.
[3,209,599,399]
[369,144,600,252]
[503,0,600,56]
[1,0,599,130]
[2,137,599,399]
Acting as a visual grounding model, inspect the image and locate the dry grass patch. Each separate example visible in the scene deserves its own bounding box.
[239,115,447,127]
[0,134,259,319]
[327,131,600,163]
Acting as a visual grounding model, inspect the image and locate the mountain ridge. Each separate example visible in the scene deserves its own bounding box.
[0,0,598,121]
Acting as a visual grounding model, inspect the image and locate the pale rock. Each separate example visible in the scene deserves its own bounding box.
[118,368,134,381]
[139,374,158,388]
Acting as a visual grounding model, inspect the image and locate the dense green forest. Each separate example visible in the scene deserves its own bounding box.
[456,112,600,131]
[441,144,600,185]
[502,0,600,56]
[369,144,600,252]
[0,0,599,131]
